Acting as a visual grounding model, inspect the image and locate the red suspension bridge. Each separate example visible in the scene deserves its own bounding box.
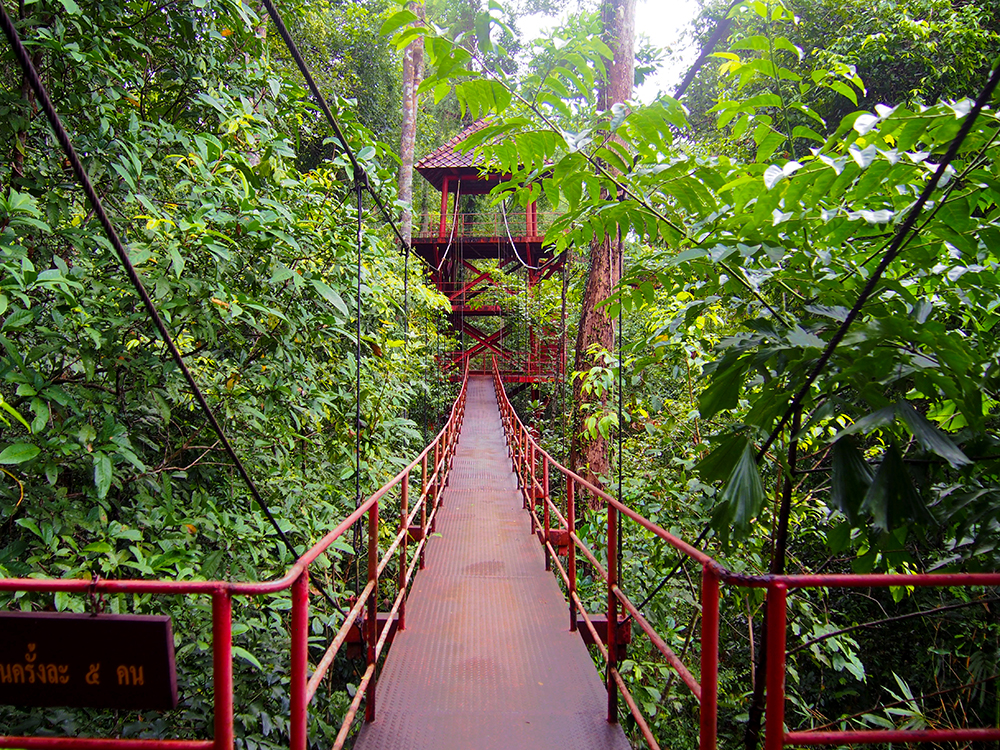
[2,365,998,750]
[1,3,999,748]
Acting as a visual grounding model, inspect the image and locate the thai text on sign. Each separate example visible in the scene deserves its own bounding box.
[0,612,177,709]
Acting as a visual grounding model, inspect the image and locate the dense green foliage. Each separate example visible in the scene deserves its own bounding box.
[0,0,453,744]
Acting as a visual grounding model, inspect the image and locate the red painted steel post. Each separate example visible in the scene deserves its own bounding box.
[446,421,453,476]
[365,501,379,722]
[289,572,309,750]
[212,590,234,750]
[700,565,720,750]
[606,499,619,723]
[521,430,529,509]
[513,423,520,488]
[765,583,788,750]
[439,176,449,238]
[529,443,537,523]
[543,456,551,571]
[431,440,440,532]
[567,478,577,632]
[400,472,409,630]
[420,454,428,569]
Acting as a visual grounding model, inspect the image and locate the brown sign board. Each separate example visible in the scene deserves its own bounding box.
[0,612,177,710]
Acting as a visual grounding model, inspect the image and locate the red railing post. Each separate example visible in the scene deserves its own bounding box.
[529,442,537,521]
[765,582,788,750]
[543,456,551,571]
[420,453,428,568]
[439,176,449,238]
[607,498,619,724]
[446,420,454,486]
[520,429,528,508]
[212,590,234,750]
[400,471,409,631]
[700,564,720,750]
[567,477,577,632]
[431,440,440,531]
[365,500,379,722]
[289,571,308,750]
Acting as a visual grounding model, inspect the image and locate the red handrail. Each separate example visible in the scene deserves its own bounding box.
[0,366,470,750]
[490,356,1000,750]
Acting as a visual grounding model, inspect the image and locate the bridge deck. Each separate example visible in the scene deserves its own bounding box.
[353,376,630,750]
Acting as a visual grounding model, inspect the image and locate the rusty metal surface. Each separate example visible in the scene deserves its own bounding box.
[353,377,630,750]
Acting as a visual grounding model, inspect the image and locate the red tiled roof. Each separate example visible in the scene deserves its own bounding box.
[415,120,506,193]
[415,119,493,171]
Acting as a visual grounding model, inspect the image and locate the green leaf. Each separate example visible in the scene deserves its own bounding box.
[696,434,750,483]
[380,9,419,37]
[699,356,750,419]
[716,443,766,534]
[861,443,932,531]
[310,280,349,318]
[826,520,853,553]
[0,397,32,432]
[836,406,896,438]
[896,401,971,469]
[93,452,113,499]
[787,326,825,349]
[763,165,785,190]
[830,437,872,524]
[0,443,40,464]
[232,646,262,670]
[852,113,879,135]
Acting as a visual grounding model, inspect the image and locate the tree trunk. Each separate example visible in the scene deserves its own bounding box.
[569,0,634,502]
[398,1,425,245]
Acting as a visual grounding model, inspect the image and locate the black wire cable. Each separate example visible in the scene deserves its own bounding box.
[0,5,352,613]
[616,229,623,588]
[258,0,409,249]
[354,180,364,595]
[622,525,711,626]
[756,63,1000,461]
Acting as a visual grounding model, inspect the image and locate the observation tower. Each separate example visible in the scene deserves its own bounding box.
[411,120,565,385]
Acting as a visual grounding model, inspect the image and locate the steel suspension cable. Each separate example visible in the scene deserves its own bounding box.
[501,199,541,271]
[617,228,623,587]
[434,178,462,272]
[353,180,365,594]
[0,6,356,613]
[258,0,408,248]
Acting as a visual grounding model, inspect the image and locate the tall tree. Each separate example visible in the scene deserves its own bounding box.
[399,1,426,244]
[569,0,635,493]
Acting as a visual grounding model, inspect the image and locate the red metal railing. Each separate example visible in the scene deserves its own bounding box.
[0,368,469,750]
[491,357,1000,750]
[413,211,557,241]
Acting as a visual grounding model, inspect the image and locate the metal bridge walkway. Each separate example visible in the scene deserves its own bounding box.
[354,376,630,750]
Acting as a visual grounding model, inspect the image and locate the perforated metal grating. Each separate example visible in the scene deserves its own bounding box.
[352,377,630,750]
